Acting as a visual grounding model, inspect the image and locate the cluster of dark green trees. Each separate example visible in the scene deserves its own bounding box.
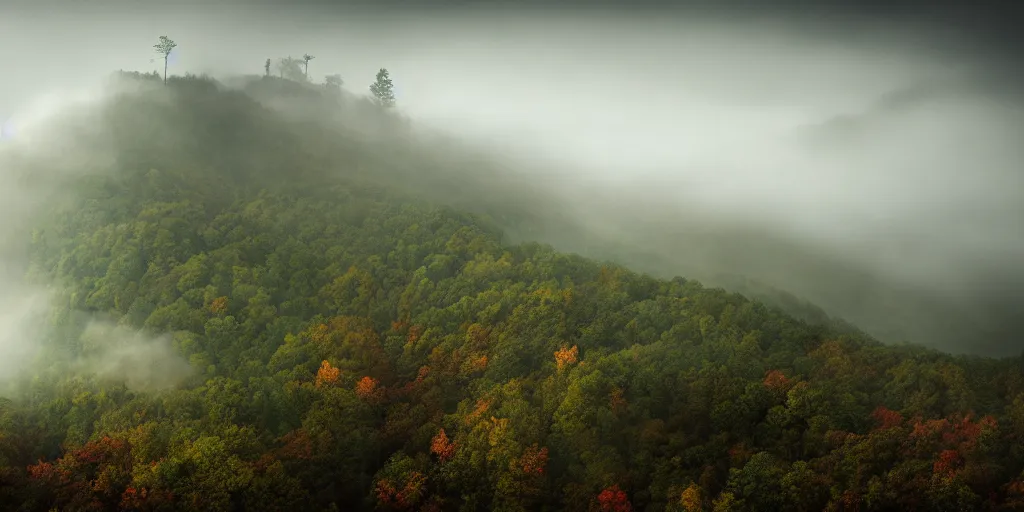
[156,35,396,107]
[1,68,1023,512]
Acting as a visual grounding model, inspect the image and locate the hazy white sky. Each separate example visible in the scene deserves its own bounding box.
[2,6,1019,253]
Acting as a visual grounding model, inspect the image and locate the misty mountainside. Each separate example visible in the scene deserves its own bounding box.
[1,71,1024,511]
[230,71,1024,359]
[120,73,1024,359]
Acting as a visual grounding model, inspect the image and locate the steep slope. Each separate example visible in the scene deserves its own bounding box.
[0,74,1023,511]
[235,73,1024,357]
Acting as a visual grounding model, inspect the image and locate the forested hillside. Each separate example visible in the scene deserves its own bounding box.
[0,73,1023,511]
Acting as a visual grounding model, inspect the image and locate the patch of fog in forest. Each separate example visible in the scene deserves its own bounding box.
[0,83,193,391]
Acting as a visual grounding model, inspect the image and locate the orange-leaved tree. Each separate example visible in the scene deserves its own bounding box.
[315,360,340,387]
[555,345,579,371]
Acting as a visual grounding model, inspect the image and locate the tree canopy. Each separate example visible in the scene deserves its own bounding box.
[0,71,1022,512]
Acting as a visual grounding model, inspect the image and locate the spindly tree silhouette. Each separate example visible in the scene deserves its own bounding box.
[302,54,315,80]
[153,36,177,84]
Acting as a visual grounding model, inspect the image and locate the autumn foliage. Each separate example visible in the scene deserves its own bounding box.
[554,345,579,371]
[466,354,488,373]
[315,360,340,387]
[430,429,456,463]
[407,325,424,344]
[597,485,632,512]
[465,399,492,425]
[208,296,228,314]
[763,369,791,392]
[26,460,68,483]
[933,449,962,478]
[356,376,380,400]
[120,486,149,509]
[26,435,137,509]
[519,444,549,475]
[278,428,314,460]
[376,471,427,510]
[871,405,904,430]
[679,483,702,512]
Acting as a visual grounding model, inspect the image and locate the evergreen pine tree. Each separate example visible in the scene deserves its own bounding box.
[369,68,396,108]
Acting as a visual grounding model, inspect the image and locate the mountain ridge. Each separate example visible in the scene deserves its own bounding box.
[0,71,1022,511]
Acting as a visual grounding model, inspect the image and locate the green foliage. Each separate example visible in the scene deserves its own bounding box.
[0,72,1022,512]
[370,68,396,108]
[153,36,177,83]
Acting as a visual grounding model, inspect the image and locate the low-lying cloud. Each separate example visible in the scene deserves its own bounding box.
[0,281,193,393]
[0,84,192,393]
[0,4,1021,355]
[75,321,193,392]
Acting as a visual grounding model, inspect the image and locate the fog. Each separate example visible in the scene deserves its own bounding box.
[1,3,1022,356]
[0,79,193,390]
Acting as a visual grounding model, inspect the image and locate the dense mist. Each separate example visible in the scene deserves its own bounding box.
[0,80,193,389]
[1,3,1023,357]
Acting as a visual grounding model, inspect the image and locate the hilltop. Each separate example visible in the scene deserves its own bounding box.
[0,73,1022,511]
